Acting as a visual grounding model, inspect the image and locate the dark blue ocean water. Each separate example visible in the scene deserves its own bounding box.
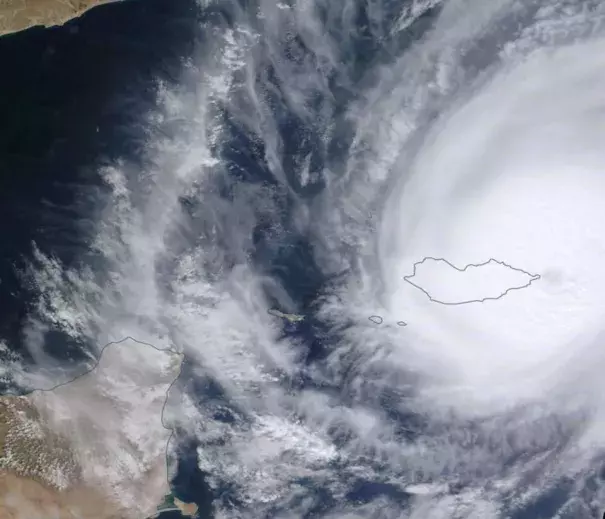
[3,1,562,518]
[0,1,436,515]
[0,0,213,515]
[0,0,200,364]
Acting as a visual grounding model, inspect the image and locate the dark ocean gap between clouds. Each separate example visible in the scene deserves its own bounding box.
[0,1,214,517]
[0,1,444,517]
[0,0,200,366]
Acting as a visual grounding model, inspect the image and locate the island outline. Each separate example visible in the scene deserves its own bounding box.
[403,257,541,305]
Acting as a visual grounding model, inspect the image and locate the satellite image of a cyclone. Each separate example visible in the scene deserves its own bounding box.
[1,0,605,518]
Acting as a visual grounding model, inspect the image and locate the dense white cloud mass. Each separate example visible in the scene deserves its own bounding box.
[374,37,605,413]
[402,257,540,304]
[13,0,605,517]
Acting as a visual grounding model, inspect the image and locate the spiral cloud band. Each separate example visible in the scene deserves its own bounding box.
[379,37,605,411]
[14,0,605,516]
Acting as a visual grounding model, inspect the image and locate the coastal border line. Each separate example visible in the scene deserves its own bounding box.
[403,257,541,305]
[1,335,187,518]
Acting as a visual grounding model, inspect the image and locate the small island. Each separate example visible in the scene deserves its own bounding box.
[0,0,122,37]
[404,257,541,305]
[267,308,305,323]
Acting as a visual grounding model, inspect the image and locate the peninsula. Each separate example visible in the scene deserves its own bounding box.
[0,0,122,37]
[0,337,187,519]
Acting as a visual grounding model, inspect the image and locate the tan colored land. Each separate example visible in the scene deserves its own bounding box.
[0,0,121,36]
[151,493,199,518]
[0,339,184,519]
[174,497,198,517]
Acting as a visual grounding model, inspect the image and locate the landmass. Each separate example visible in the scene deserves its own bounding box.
[0,0,122,37]
[151,492,198,518]
[404,257,541,305]
[0,337,191,519]
[268,308,305,323]
[174,496,199,517]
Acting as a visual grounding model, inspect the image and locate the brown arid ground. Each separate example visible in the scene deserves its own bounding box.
[0,461,167,519]
[0,0,122,36]
[0,338,195,519]
[174,497,198,517]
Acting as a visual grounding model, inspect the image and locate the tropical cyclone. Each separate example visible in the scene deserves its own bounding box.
[0,0,121,37]
[0,337,182,519]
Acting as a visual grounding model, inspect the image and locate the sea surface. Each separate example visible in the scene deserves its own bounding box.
[2,1,605,518]
[0,0,213,514]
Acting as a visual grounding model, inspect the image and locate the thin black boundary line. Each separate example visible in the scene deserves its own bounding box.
[2,335,187,516]
[403,257,541,305]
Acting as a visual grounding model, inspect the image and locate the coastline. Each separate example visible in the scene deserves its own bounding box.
[0,0,125,37]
